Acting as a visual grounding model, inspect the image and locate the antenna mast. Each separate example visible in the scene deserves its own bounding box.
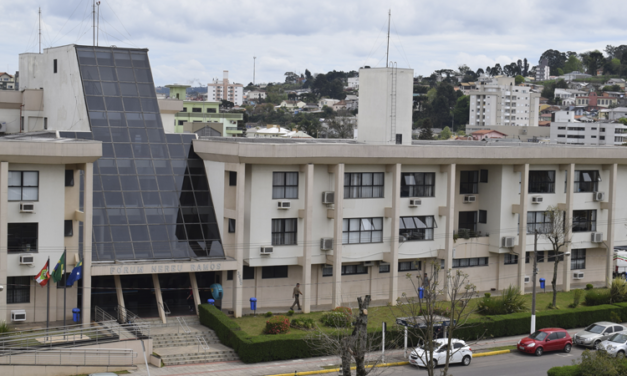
[386,9,391,68]
[92,0,96,46]
[96,1,101,46]
[38,7,41,54]
[253,56,256,85]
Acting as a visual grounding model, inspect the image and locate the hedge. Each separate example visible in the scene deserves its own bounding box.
[547,365,581,376]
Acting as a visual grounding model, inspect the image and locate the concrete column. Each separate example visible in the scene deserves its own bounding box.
[604,164,618,286]
[232,163,246,317]
[514,164,529,294]
[331,164,345,308]
[0,162,8,323]
[443,164,456,272]
[562,163,575,292]
[299,164,314,313]
[189,272,201,315]
[114,275,126,323]
[152,274,166,324]
[383,163,401,305]
[81,163,93,326]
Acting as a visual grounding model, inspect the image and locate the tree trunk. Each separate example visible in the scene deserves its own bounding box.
[552,260,559,307]
[341,336,352,376]
[354,295,371,376]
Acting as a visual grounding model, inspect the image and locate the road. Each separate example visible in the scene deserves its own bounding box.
[381,347,585,376]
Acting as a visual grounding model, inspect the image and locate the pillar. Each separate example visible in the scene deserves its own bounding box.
[114,275,126,322]
[331,164,345,308]
[299,164,314,313]
[514,164,529,294]
[81,163,93,326]
[189,272,201,315]
[0,162,8,323]
[443,164,456,271]
[383,164,401,304]
[562,163,575,292]
[604,164,617,286]
[232,163,246,317]
[152,274,166,324]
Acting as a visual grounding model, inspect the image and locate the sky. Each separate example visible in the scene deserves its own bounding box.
[2,0,627,86]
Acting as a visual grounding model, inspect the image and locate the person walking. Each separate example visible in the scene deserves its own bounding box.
[186,286,194,312]
[290,283,302,311]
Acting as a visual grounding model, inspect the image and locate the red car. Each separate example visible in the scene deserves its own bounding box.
[517,328,572,356]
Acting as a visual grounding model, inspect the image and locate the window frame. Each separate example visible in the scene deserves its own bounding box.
[572,210,596,233]
[452,257,489,268]
[243,265,255,280]
[341,264,368,275]
[271,218,298,246]
[261,265,288,279]
[344,172,384,199]
[399,216,437,241]
[64,220,73,237]
[229,171,237,186]
[398,261,421,271]
[7,223,39,253]
[479,210,487,224]
[574,170,601,193]
[504,254,518,265]
[8,171,39,201]
[272,172,299,199]
[528,170,556,194]
[65,170,75,187]
[458,211,478,233]
[379,263,390,273]
[322,265,333,277]
[228,218,236,233]
[571,249,586,270]
[7,276,30,304]
[400,172,435,198]
[342,217,383,244]
[460,171,479,194]
[527,211,553,234]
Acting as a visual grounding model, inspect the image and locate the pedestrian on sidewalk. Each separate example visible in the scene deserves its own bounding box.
[187,286,194,312]
[291,283,302,311]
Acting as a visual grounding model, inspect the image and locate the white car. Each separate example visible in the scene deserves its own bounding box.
[600,333,627,358]
[409,339,472,368]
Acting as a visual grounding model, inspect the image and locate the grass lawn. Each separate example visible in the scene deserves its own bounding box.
[234,288,607,337]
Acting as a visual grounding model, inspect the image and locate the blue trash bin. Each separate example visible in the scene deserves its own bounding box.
[207,299,215,306]
[539,278,546,289]
[72,308,80,323]
[250,297,257,311]
[418,287,424,299]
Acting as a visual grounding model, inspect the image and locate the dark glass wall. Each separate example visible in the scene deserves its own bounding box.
[61,46,223,261]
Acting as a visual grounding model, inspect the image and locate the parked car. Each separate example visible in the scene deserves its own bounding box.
[409,338,472,368]
[574,322,627,349]
[518,328,572,356]
[599,333,627,357]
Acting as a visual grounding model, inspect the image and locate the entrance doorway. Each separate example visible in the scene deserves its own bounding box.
[158,273,193,316]
[121,274,158,318]
[196,272,221,309]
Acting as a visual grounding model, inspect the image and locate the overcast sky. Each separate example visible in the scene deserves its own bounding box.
[2,0,627,86]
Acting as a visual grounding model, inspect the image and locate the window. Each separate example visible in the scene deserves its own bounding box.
[207,108,216,113]
[182,107,187,112]
[342,265,368,275]
[458,211,477,232]
[529,171,555,193]
[272,172,298,199]
[322,265,333,277]
[8,223,38,253]
[192,108,201,113]
[65,170,75,187]
[453,257,488,268]
[228,219,236,233]
[460,171,478,194]
[64,220,73,237]
[479,210,487,224]
[271,218,297,245]
[229,171,237,186]
[536,251,545,263]
[8,171,39,201]
[44,117,48,130]
[480,169,488,183]
[504,254,518,264]
[574,170,601,193]
[53,59,57,73]
[571,249,586,270]
[527,211,552,234]
[342,218,383,244]
[547,251,564,262]
[398,261,420,271]
[573,210,596,232]
[262,265,288,279]
[243,265,255,280]
[401,172,435,197]
[399,216,437,241]
[395,134,402,144]
[7,276,30,304]
[227,270,233,280]
[379,263,390,273]
[344,172,384,198]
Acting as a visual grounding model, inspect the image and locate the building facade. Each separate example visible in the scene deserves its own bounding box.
[550,111,627,146]
[207,71,244,106]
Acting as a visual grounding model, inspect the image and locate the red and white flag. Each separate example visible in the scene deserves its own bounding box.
[35,260,50,287]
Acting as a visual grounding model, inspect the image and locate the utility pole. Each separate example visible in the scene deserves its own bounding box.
[96,2,101,46]
[92,0,96,46]
[38,7,41,54]
[386,10,391,68]
[253,56,256,85]
[530,229,539,333]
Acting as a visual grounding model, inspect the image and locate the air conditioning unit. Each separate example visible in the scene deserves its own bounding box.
[260,246,273,255]
[593,192,605,202]
[501,236,516,248]
[320,238,333,251]
[19,255,34,265]
[591,232,603,243]
[573,271,585,279]
[322,191,335,205]
[277,201,291,209]
[532,196,543,204]
[464,196,476,203]
[19,203,35,213]
[363,261,375,267]
[11,310,26,321]
[524,276,531,283]
[409,199,421,207]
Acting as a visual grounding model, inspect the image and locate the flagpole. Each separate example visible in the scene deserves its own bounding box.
[46,256,50,330]
[63,249,67,329]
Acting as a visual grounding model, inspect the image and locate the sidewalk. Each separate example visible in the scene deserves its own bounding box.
[126,327,590,376]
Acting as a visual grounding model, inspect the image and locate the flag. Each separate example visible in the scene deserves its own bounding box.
[35,260,50,287]
[51,251,66,283]
[66,260,83,287]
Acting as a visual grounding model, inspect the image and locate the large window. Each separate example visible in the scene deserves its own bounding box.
[453,257,489,268]
[243,265,255,280]
[574,170,601,193]
[573,210,596,232]
[272,172,298,199]
[341,265,368,275]
[527,211,552,234]
[379,263,390,273]
[529,171,555,193]
[271,219,297,245]
[398,261,420,271]
[7,276,30,304]
[322,265,333,277]
[458,211,477,232]
[548,251,564,262]
[460,171,478,194]
[571,249,586,270]
[342,218,383,244]
[8,171,39,201]
[399,216,436,241]
[344,173,384,199]
[400,172,435,197]
[504,254,518,265]
[262,265,288,279]
[7,223,38,253]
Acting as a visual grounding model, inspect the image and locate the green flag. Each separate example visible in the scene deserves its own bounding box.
[51,251,66,283]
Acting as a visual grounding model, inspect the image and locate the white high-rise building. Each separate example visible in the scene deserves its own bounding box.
[207,71,244,106]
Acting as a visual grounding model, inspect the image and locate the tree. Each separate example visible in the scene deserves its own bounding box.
[452,95,469,131]
[540,49,567,76]
[418,119,434,140]
[297,118,321,138]
[523,58,529,76]
[581,51,605,76]
[515,75,525,85]
[540,206,571,308]
[476,68,485,77]
[220,100,235,109]
[327,117,354,138]
[563,55,583,73]
[439,126,452,140]
[284,72,299,84]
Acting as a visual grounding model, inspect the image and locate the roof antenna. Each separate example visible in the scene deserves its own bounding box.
[92,0,96,46]
[386,9,391,68]
[96,2,101,46]
[38,7,41,54]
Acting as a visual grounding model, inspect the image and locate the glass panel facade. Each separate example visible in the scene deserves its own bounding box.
[64,46,223,261]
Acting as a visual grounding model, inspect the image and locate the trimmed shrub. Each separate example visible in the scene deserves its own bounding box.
[547,365,581,376]
[570,289,583,308]
[321,311,352,327]
[291,317,315,330]
[477,285,527,315]
[287,310,294,316]
[484,293,491,298]
[265,315,290,334]
[333,306,353,315]
[265,312,273,317]
[585,290,611,306]
[611,278,627,303]
[586,284,594,290]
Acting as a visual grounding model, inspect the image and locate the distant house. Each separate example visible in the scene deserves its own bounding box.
[332,100,348,112]
[278,100,306,110]
[575,92,618,108]
[0,72,15,90]
[539,97,549,104]
[606,78,626,89]
[319,98,340,108]
[471,129,507,140]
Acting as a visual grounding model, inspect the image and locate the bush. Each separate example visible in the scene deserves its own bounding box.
[547,365,581,376]
[0,321,9,334]
[570,289,584,308]
[477,285,527,315]
[579,349,627,376]
[586,284,594,290]
[611,278,627,303]
[291,317,315,330]
[321,311,352,327]
[333,306,353,315]
[265,312,273,318]
[585,290,611,306]
[265,315,290,334]
[484,293,491,298]
[287,310,294,316]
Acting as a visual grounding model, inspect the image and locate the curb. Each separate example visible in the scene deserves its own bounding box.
[267,350,510,376]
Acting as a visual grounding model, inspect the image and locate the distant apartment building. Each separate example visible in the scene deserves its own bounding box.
[536,58,550,81]
[550,111,627,145]
[575,92,618,108]
[347,76,359,89]
[468,76,541,127]
[246,90,266,100]
[554,89,587,100]
[207,71,244,106]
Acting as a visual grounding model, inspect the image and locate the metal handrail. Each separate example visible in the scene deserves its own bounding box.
[0,347,136,366]
[116,305,145,325]
[160,301,171,315]
[177,316,191,334]
[94,306,117,323]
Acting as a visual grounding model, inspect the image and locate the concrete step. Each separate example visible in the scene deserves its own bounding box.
[160,350,239,365]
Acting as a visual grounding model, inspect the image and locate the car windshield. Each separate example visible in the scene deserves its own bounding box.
[529,331,547,341]
[610,333,627,343]
[585,324,605,334]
